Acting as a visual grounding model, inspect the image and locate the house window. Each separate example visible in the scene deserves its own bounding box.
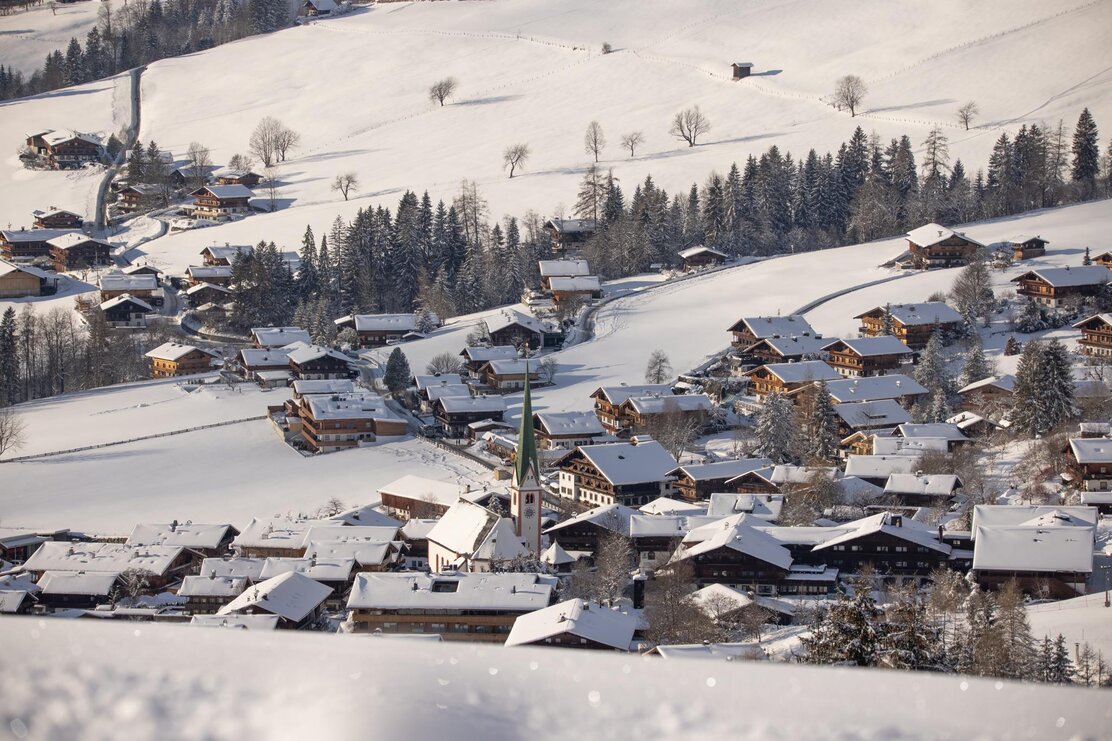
[895,546,908,553]
[876,546,889,552]
[895,561,908,568]
[850,545,862,552]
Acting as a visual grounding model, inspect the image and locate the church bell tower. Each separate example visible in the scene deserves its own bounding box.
[511,360,543,554]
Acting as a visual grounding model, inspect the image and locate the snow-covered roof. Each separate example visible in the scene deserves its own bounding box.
[970,505,1099,534]
[548,275,601,292]
[123,263,162,275]
[678,245,728,260]
[545,504,637,538]
[1009,235,1046,245]
[336,313,419,332]
[0,590,32,614]
[538,259,590,277]
[99,272,157,292]
[185,281,231,296]
[259,556,355,583]
[427,500,526,563]
[213,168,261,180]
[400,518,439,540]
[190,614,279,630]
[0,259,48,280]
[144,342,213,363]
[292,379,354,396]
[545,218,596,235]
[835,400,911,429]
[232,517,329,551]
[424,383,472,402]
[754,360,841,384]
[127,523,234,550]
[897,423,968,443]
[844,455,920,479]
[436,395,506,414]
[625,393,711,415]
[814,512,950,554]
[287,344,350,365]
[379,475,498,508]
[670,458,772,483]
[46,232,110,250]
[177,575,247,598]
[36,571,118,596]
[705,493,783,520]
[573,440,678,486]
[883,474,961,497]
[483,359,539,376]
[303,540,398,568]
[33,207,81,219]
[679,517,794,570]
[303,525,400,544]
[958,374,1016,395]
[1069,438,1112,464]
[639,497,708,516]
[871,436,949,456]
[461,345,518,363]
[483,308,546,336]
[818,375,927,403]
[534,411,605,437]
[730,315,816,339]
[0,228,71,243]
[251,327,311,347]
[200,244,252,261]
[186,265,233,280]
[856,301,963,327]
[746,334,828,357]
[628,514,703,539]
[99,294,153,312]
[824,336,913,357]
[23,542,184,577]
[40,129,102,147]
[199,557,266,581]
[505,599,638,650]
[305,393,397,423]
[1013,266,1112,288]
[591,383,673,404]
[973,521,1093,574]
[328,505,401,528]
[651,642,768,661]
[218,571,332,623]
[689,583,796,618]
[238,347,295,367]
[540,541,576,566]
[346,571,554,611]
[906,223,984,248]
[194,184,254,199]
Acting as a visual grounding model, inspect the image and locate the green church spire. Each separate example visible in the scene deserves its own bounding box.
[514,359,540,486]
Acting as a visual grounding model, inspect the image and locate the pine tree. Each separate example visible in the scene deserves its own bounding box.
[0,307,18,405]
[1083,247,1092,265]
[1050,634,1075,684]
[802,578,880,667]
[913,329,954,401]
[1012,339,1074,436]
[807,381,839,462]
[296,225,319,300]
[753,392,798,464]
[1071,108,1100,197]
[958,335,991,388]
[383,347,412,395]
[878,585,944,671]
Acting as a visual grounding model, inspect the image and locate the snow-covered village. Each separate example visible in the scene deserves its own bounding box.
[1,0,1112,738]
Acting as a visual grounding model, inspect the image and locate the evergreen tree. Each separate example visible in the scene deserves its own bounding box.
[1083,246,1092,265]
[1049,634,1075,684]
[807,381,839,462]
[802,578,880,667]
[753,392,798,464]
[383,347,412,395]
[878,585,944,671]
[958,335,991,388]
[63,37,84,87]
[296,225,319,300]
[913,329,954,401]
[0,307,18,405]
[1012,339,1075,436]
[1071,108,1100,197]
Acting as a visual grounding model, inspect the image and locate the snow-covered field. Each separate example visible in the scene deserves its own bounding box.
[1029,593,1112,659]
[86,0,1112,272]
[0,618,1106,740]
[0,1,102,75]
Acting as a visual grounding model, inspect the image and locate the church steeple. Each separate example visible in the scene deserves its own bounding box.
[511,359,543,553]
[514,360,540,487]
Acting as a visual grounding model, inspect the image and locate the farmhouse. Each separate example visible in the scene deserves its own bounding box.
[533,411,606,450]
[1012,265,1112,307]
[251,326,311,348]
[301,0,336,15]
[414,377,470,412]
[99,271,159,302]
[538,259,591,289]
[145,342,217,377]
[483,309,552,350]
[191,184,253,220]
[185,281,232,307]
[882,473,962,505]
[795,374,928,408]
[460,345,518,378]
[0,260,52,298]
[905,222,984,268]
[99,294,153,328]
[833,399,912,437]
[1010,235,1048,260]
[741,334,828,364]
[617,394,713,436]
[434,395,507,437]
[543,504,636,553]
[855,302,963,349]
[346,571,555,640]
[822,336,914,378]
[185,264,234,287]
[334,313,421,347]
[479,359,541,392]
[217,571,332,629]
[505,598,639,651]
[237,346,297,379]
[1073,314,1112,357]
[48,233,112,272]
[25,129,103,168]
[213,169,262,188]
[378,475,503,520]
[958,374,1016,411]
[728,315,816,349]
[33,207,82,229]
[299,393,406,452]
[678,245,729,271]
[668,458,772,502]
[0,228,71,262]
[744,360,841,400]
[548,275,602,303]
[200,244,252,266]
[556,438,677,507]
[543,218,596,253]
[590,383,673,433]
[675,518,795,589]
[177,575,248,614]
[1066,438,1112,504]
[36,572,119,610]
[22,542,191,589]
[116,184,164,213]
[286,344,355,380]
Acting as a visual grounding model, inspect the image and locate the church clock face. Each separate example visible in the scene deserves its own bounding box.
[524,506,536,518]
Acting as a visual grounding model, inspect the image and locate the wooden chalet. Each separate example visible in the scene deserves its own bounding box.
[36,572,120,610]
[48,233,112,272]
[533,411,606,450]
[832,399,911,438]
[905,223,983,269]
[301,0,336,14]
[200,244,252,266]
[333,313,421,348]
[177,575,248,614]
[1066,438,1112,502]
[744,360,841,401]
[678,519,796,590]
[479,358,540,392]
[299,393,406,453]
[538,259,591,290]
[217,572,332,629]
[145,342,217,377]
[544,504,634,554]
[731,61,754,79]
[433,395,507,437]
[741,334,828,365]
[459,345,518,377]
[791,374,928,410]
[1093,252,1112,270]
[1012,265,1112,307]
[855,302,962,350]
[1010,235,1048,260]
[882,473,961,505]
[807,512,952,578]
[186,265,234,287]
[0,259,52,298]
[99,294,153,328]
[0,228,71,262]
[22,541,192,591]
[1073,314,1112,357]
[123,263,162,278]
[728,315,816,349]
[286,344,355,381]
[214,169,262,188]
[505,598,638,651]
[678,245,728,271]
[549,275,602,304]
[185,281,232,307]
[616,393,712,436]
[556,439,677,507]
[191,184,253,220]
[543,218,596,254]
[668,458,771,502]
[483,308,550,350]
[822,336,913,378]
[99,272,159,302]
[590,384,673,434]
[958,374,1016,411]
[25,129,102,168]
[117,184,164,213]
[33,207,82,229]
[346,572,555,641]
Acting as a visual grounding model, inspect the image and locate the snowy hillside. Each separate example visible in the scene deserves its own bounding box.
[1029,593,1112,659]
[0,618,1106,740]
[0,1,102,76]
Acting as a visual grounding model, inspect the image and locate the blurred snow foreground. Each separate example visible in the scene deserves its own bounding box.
[1,619,1108,740]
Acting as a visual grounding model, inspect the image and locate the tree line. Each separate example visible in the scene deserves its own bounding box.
[0,0,294,101]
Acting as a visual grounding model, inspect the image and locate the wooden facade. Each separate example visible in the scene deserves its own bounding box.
[1011,236,1048,260]
[822,339,912,378]
[50,236,112,272]
[906,226,981,269]
[1012,268,1110,307]
[856,306,961,350]
[26,131,102,168]
[147,346,216,378]
[33,209,82,229]
[1074,314,1112,357]
[117,184,164,213]
[0,264,46,298]
[191,186,252,219]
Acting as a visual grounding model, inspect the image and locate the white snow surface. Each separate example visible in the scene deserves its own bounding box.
[0,618,1107,740]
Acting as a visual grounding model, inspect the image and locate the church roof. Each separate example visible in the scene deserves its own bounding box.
[514,360,540,486]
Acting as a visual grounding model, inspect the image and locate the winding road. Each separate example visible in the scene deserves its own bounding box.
[95,65,145,237]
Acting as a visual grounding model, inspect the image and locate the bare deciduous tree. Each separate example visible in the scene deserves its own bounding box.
[620,130,644,158]
[331,172,359,201]
[503,143,530,178]
[669,105,711,147]
[227,153,255,172]
[957,101,979,131]
[832,74,868,117]
[644,559,725,645]
[275,125,300,163]
[640,401,701,460]
[426,352,463,376]
[584,121,606,163]
[593,531,633,605]
[184,141,211,190]
[645,348,672,384]
[263,165,280,211]
[250,117,299,167]
[537,355,558,385]
[428,77,458,107]
[0,406,26,456]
